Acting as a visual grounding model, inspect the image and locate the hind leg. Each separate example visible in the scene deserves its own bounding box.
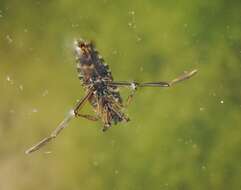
[101,106,112,132]
[102,123,111,132]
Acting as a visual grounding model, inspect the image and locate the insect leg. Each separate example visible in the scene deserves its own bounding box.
[169,69,198,86]
[125,86,137,107]
[73,90,93,115]
[107,69,197,88]
[74,91,100,122]
[102,106,112,132]
[76,113,99,121]
[25,90,93,154]
[108,103,130,122]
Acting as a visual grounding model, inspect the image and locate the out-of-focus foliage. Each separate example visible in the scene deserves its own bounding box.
[0,0,240,190]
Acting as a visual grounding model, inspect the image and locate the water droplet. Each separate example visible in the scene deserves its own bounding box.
[201,166,207,171]
[32,108,38,113]
[136,36,142,43]
[128,22,133,27]
[6,35,13,43]
[128,10,135,16]
[6,75,14,85]
[19,85,24,91]
[6,75,11,81]
[42,89,49,96]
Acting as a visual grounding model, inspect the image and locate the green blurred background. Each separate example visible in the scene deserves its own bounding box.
[0,0,240,189]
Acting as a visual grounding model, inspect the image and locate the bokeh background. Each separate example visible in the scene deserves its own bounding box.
[0,0,240,190]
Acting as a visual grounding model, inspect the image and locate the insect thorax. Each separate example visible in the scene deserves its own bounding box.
[75,40,112,83]
[74,39,122,103]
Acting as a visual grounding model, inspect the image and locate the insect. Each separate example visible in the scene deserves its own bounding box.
[25,39,197,154]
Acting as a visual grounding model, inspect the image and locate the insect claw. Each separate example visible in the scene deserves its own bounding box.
[102,128,108,132]
[102,123,111,132]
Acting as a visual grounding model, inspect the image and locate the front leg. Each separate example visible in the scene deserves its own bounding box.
[76,113,99,121]
[25,89,94,154]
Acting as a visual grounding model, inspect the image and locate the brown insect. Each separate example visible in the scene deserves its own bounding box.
[25,39,197,154]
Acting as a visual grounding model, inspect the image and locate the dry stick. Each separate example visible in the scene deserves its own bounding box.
[25,90,93,154]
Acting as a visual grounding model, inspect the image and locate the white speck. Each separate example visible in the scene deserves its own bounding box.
[128,22,133,27]
[24,28,28,33]
[6,75,14,85]
[71,23,79,28]
[98,55,103,59]
[220,100,224,104]
[74,40,78,45]
[6,35,13,43]
[69,109,75,117]
[19,85,24,91]
[114,170,119,175]
[6,75,11,81]
[128,10,136,29]
[199,107,205,111]
[75,45,82,57]
[44,151,52,154]
[32,108,38,113]
[136,36,142,42]
[130,82,136,90]
[128,10,135,15]
[201,166,207,171]
[42,89,49,96]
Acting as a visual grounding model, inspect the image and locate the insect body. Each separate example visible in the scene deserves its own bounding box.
[25,39,197,154]
[74,39,128,131]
